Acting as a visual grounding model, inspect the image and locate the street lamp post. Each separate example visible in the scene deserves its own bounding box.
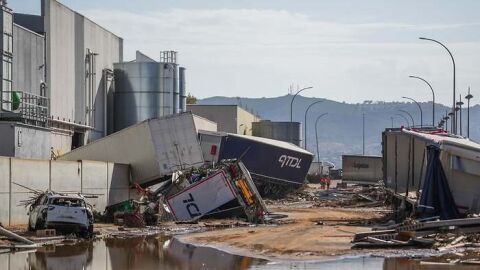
[402,96,423,127]
[304,100,323,150]
[395,114,411,127]
[290,86,313,122]
[362,113,365,155]
[466,87,473,138]
[448,111,455,132]
[443,115,450,132]
[419,37,456,133]
[390,116,394,128]
[315,113,328,162]
[399,109,415,127]
[456,95,464,136]
[409,75,435,126]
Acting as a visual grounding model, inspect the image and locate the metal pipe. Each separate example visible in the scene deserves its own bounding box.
[315,113,328,162]
[399,109,415,127]
[402,96,423,127]
[419,37,456,134]
[304,100,323,150]
[409,75,435,126]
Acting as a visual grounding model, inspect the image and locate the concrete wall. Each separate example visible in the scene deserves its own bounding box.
[12,24,45,96]
[0,122,51,159]
[0,156,132,226]
[187,105,259,135]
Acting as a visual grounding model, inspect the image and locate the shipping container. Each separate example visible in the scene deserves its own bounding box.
[198,131,314,187]
[342,155,382,184]
[60,112,215,185]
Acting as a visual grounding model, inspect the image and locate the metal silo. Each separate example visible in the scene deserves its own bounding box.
[112,51,182,132]
[179,67,186,112]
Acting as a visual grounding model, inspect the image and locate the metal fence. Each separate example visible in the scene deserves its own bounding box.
[1,91,49,126]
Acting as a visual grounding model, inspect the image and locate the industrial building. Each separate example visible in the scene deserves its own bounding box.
[0,0,187,159]
[252,120,302,146]
[187,104,260,135]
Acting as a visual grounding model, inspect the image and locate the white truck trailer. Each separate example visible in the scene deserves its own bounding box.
[59,112,215,186]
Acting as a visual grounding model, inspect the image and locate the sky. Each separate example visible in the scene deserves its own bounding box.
[10,0,480,106]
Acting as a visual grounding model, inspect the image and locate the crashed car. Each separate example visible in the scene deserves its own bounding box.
[28,193,93,236]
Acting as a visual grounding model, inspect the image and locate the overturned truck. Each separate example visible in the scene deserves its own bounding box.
[198,131,314,196]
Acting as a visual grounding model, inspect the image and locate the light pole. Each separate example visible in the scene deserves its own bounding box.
[409,75,435,126]
[456,95,464,136]
[466,87,473,138]
[390,116,394,128]
[395,114,410,127]
[448,111,455,132]
[290,86,313,122]
[399,109,415,127]
[443,115,450,132]
[420,37,456,133]
[315,113,328,162]
[402,96,423,127]
[362,113,365,155]
[304,100,323,150]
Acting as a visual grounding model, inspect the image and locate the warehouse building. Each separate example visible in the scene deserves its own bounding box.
[252,120,302,146]
[0,0,187,159]
[187,104,260,135]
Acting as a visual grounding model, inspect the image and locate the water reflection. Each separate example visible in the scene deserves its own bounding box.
[0,236,477,270]
[0,235,266,270]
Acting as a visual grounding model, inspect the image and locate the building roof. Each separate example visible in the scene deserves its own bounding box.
[401,128,480,162]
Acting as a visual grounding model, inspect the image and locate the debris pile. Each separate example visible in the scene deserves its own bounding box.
[352,216,480,250]
[106,159,269,227]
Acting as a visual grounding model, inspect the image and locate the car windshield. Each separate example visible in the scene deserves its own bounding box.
[49,197,85,207]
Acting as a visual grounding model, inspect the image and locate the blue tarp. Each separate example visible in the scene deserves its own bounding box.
[419,145,460,220]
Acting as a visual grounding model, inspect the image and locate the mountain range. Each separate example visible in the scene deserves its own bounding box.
[198,95,480,167]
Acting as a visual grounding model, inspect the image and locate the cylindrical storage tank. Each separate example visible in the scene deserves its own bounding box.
[113,62,169,132]
[252,121,302,146]
[161,63,178,115]
[160,63,177,115]
[179,67,187,112]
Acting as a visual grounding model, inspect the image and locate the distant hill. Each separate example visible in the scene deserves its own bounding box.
[198,95,480,167]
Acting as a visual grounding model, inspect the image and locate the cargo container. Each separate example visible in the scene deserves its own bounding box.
[198,131,314,187]
[60,112,215,185]
[342,155,382,184]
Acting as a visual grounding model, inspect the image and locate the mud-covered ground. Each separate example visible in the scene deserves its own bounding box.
[178,183,391,260]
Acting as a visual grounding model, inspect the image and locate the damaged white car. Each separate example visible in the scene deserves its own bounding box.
[28,193,94,236]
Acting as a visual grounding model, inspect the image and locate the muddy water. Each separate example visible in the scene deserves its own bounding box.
[0,235,477,270]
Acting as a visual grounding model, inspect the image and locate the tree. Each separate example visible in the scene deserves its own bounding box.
[186,93,197,104]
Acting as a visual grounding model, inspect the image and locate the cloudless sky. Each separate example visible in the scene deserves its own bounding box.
[9,0,480,106]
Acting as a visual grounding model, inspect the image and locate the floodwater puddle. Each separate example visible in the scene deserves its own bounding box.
[0,234,478,269]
